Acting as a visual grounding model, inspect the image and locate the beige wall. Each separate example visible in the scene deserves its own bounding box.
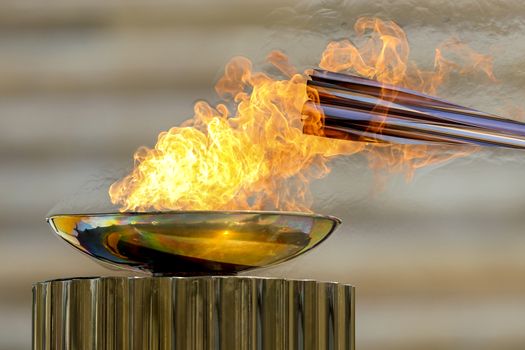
[2,1,525,349]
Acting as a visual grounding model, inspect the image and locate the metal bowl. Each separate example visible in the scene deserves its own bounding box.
[47,211,341,275]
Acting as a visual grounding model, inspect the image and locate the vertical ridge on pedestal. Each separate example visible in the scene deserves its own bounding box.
[33,276,354,350]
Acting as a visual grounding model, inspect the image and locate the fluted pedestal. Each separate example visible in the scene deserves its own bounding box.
[32,276,354,350]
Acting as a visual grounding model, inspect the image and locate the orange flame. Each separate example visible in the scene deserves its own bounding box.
[109,17,495,212]
[318,17,494,180]
[320,17,495,94]
[109,57,360,212]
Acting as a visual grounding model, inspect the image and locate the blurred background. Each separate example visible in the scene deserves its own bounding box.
[2,0,525,349]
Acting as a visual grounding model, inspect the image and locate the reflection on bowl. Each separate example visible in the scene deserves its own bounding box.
[47,211,341,275]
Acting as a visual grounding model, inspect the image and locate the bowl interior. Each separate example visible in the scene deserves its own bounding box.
[48,211,341,275]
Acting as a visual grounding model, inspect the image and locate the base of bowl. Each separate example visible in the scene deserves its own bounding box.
[33,276,355,350]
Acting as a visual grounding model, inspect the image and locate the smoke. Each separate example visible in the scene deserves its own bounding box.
[48,162,127,216]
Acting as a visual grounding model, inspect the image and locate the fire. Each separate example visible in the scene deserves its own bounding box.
[319,17,495,94]
[318,17,494,180]
[109,57,360,212]
[109,17,495,212]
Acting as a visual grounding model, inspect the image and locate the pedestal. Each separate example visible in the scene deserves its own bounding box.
[32,276,355,350]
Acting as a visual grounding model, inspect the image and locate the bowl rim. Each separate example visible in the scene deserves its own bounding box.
[47,210,342,225]
[46,210,342,274]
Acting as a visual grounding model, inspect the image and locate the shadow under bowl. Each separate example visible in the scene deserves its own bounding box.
[47,211,341,275]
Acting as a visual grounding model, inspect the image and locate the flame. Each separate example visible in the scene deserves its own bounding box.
[109,56,361,212]
[110,17,494,212]
[320,17,495,94]
[319,17,494,180]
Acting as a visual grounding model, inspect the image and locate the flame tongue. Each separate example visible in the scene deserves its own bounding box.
[110,17,495,212]
[319,17,495,95]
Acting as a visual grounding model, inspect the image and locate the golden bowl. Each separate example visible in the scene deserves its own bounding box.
[47,211,341,275]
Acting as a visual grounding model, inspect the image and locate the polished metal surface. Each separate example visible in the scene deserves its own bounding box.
[306,69,525,149]
[47,211,341,275]
[33,276,354,350]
